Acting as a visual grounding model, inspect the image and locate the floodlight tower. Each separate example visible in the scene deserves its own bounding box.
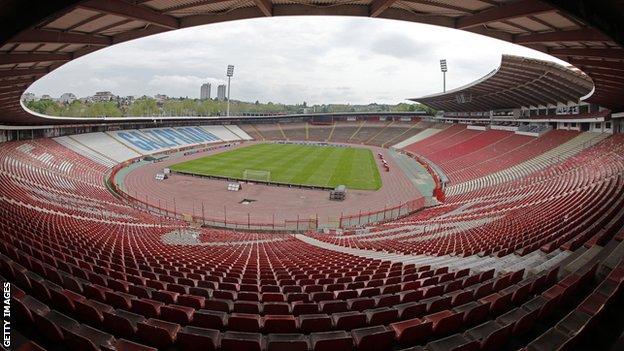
[440,59,448,93]
[226,65,234,117]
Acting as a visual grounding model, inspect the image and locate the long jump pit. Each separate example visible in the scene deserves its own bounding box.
[117,141,427,231]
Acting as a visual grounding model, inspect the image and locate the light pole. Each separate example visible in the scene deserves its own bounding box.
[440,59,447,93]
[226,65,234,116]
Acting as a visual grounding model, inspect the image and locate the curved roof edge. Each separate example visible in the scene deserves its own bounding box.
[0,0,622,125]
[411,54,594,112]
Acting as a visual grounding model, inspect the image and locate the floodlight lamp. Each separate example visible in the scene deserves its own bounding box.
[227,65,234,77]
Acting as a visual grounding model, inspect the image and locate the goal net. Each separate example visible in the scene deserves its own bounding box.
[242,169,271,182]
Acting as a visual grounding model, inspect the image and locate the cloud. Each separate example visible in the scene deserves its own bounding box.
[27,16,569,105]
[370,33,428,59]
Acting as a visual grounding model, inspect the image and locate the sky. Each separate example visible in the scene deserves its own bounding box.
[28,16,568,105]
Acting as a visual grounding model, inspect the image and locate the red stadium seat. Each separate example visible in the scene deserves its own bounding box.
[137,318,181,349]
[465,320,513,351]
[191,309,227,329]
[160,304,195,325]
[351,325,394,351]
[310,331,353,351]
[227,313,261,332]
[65,324,115,351]
[332,311,367,330]
[390,318,432,345]
[267,333,309,351]
[176,326,219,351]
[220,331,263,351]
[263,315,298,333]
[130,298,163,319]
[299,314,333,333]
[424,310,464,337]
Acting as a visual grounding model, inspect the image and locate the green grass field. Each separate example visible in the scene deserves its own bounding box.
[170,143,382,190]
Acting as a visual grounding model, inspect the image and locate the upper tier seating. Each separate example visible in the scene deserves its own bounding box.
[402,125,586,185]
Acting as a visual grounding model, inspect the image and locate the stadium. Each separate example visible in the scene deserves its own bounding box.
[1,1,624,351]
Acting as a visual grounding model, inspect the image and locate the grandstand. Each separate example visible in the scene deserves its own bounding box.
[1,1,624,351]
[3,114,624,350]
[238,121,427,147]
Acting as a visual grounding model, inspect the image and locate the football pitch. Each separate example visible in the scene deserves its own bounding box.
[170,143,382,190]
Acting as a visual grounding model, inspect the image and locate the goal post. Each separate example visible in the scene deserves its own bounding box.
[242,169,271,182]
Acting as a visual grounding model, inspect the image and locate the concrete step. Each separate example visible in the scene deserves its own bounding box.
[530,250,572,275]
[602,239,624,271]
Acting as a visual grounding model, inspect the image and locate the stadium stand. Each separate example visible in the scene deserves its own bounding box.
[54,136,119,168]
[392,127,445,149]
[106,127,222,155]
[447,132,608,196]
[239,121,426,147]
[2,123,624,351]
[346,122,390,144]
[373,123,429,148]
[253,124,284,141]
[307,123,335,142]
[240,125,266,141]
[425,129,509,165]
[56,133,141,165]
[400,126,604,189]
[223,125,254,141]
[311,134,624,260]
[202,126,243,142]
[2,0,624,349]
[402,125,470,155]
[280,123,308,141]
[54,125,252,165]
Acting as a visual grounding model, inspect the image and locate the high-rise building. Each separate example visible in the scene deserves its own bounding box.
[200,83,211,100]
[217,84,226,101]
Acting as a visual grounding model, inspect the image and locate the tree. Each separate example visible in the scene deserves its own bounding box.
[25,99,58,114]
[25,95,436,117]
[129,98,158,116]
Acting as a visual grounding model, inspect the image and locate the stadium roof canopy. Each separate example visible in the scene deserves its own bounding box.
[411,54,594,112]
[0,0,623,125]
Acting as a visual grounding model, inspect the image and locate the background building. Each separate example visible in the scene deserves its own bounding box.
[200,83,211,100]
[21,93,35,102]
[217,84,226,101]
[92,91,116,102]
[154,94,168,102]
[59,93,77,104]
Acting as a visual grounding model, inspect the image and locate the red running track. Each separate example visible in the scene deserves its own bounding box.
[122,141,424,227]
